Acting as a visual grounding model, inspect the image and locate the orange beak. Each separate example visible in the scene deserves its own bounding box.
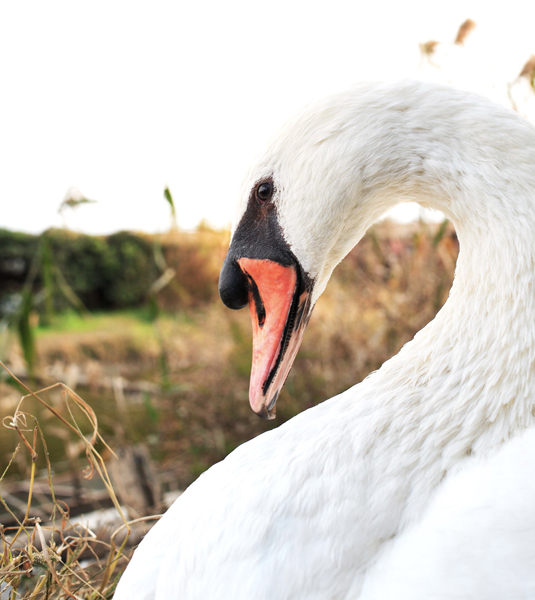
[238,258,311,419]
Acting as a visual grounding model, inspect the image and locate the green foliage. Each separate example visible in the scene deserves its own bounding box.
[164,186,178,230]
[163,186,175,214]
[40,234,55,325]
[0,228,221,317]
[16,288,36,375]
[46,229,110,305]
[102,232,157,307]
[0,229,39,297]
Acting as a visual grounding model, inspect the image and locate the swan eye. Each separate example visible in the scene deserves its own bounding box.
[256,181,273,203]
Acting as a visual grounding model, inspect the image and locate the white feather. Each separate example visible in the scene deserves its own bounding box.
[115,81,535,599]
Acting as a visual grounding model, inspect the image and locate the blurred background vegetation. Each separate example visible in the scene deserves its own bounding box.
[0,217,458,490]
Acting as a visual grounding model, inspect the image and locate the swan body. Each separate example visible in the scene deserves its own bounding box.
[115,81,535,599]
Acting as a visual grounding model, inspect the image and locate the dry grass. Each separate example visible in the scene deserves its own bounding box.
[0,367,158,599]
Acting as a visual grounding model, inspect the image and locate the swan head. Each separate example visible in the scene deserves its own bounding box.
[218,88,392,418]
[219,80,524,418]
[219,175,315,420]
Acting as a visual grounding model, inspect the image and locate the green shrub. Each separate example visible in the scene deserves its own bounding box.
[0,227,223,316]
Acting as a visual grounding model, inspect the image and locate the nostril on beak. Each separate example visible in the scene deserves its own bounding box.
[219,257,249,310]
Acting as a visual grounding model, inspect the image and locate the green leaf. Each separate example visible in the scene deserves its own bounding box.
[163,187,175,214]
[16,289,35,376]
[40,235,55,325]
[164,186,178,230]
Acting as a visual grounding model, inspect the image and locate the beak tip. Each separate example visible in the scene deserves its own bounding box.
[251,388,279,420]
[266,408,277,420]
[253,405,271,420]
[251,399,277,420]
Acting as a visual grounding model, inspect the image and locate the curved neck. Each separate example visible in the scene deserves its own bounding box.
[342,85,535,450]
[297,84,535,306]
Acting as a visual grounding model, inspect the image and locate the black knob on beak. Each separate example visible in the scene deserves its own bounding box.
[219,256,249,310]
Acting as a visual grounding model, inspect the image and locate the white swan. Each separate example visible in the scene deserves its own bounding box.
[115,81,535,599]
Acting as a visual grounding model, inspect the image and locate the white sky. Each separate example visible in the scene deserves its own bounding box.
[1,1,534,235]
